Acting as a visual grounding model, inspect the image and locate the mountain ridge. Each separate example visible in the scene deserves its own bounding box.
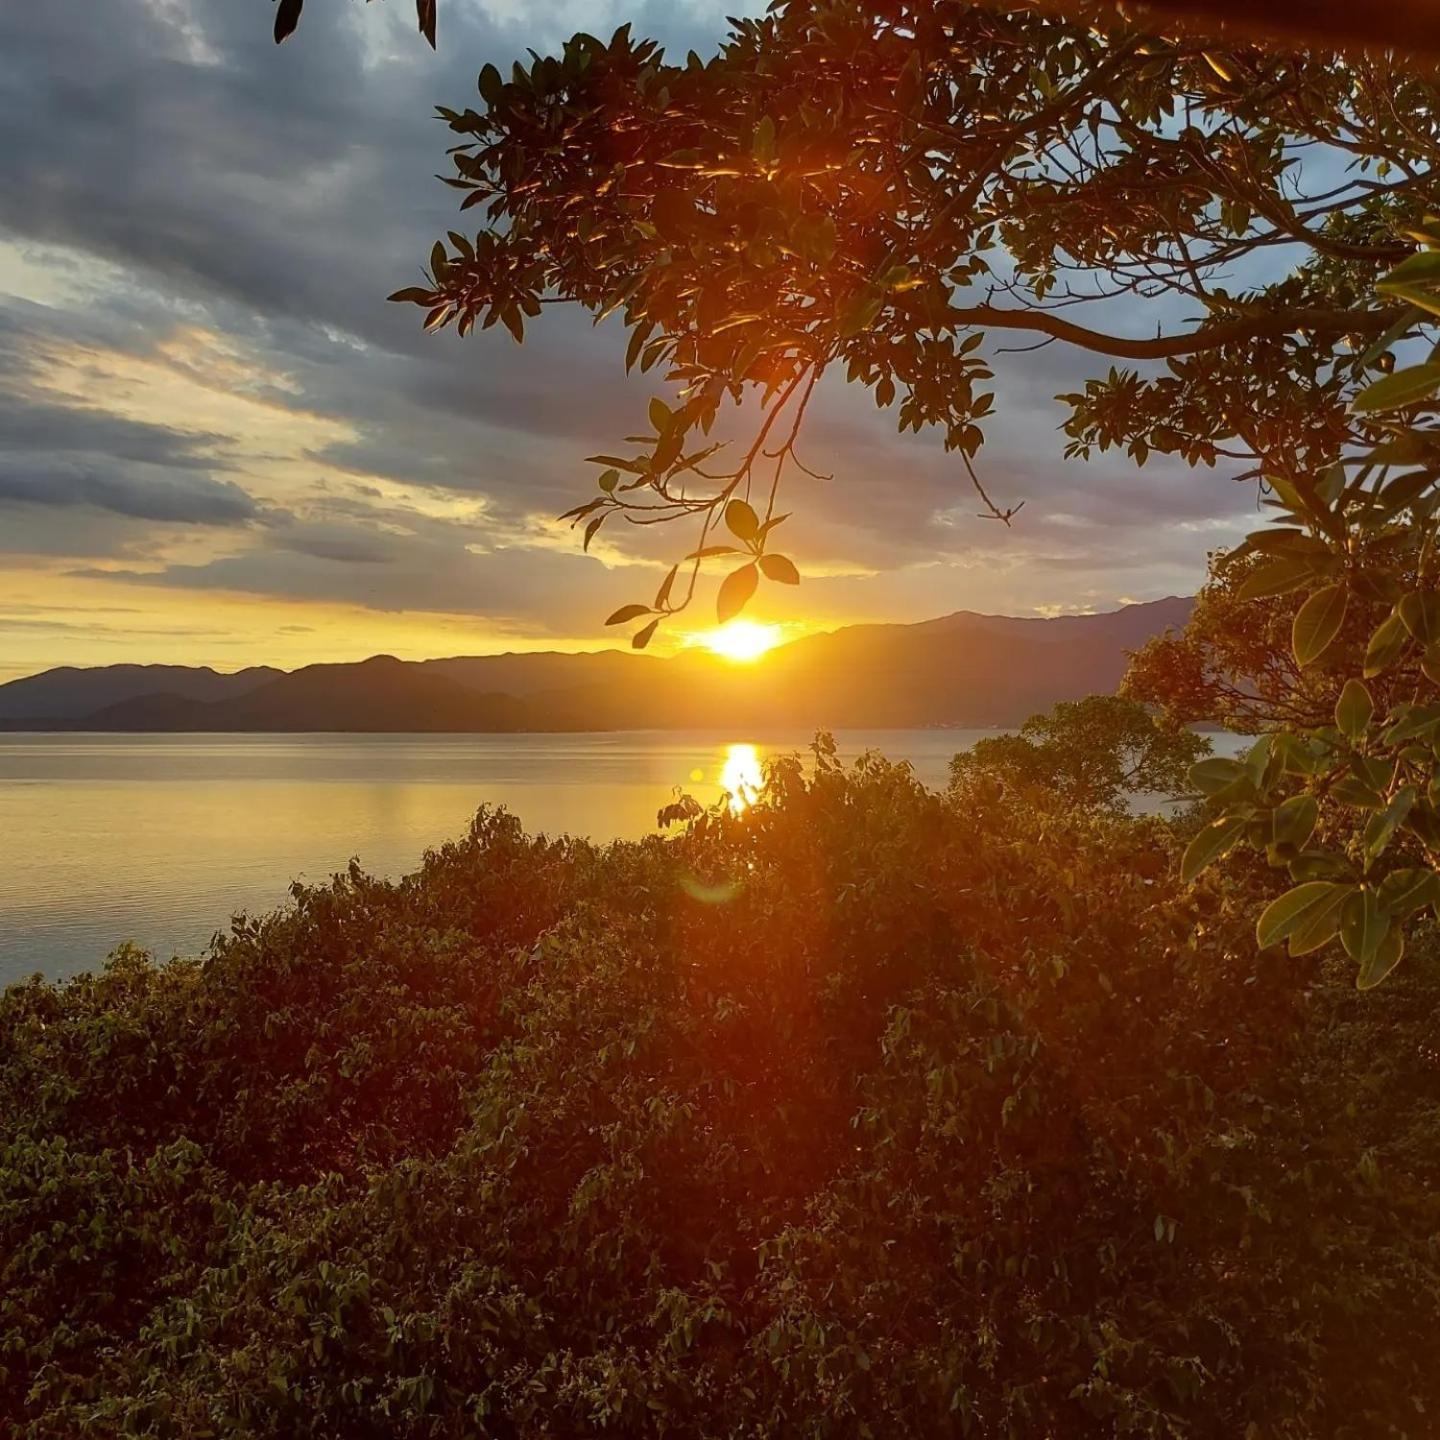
[0,597,1192,731]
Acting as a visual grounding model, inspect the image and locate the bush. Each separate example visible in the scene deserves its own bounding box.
[3,747,1439,1437]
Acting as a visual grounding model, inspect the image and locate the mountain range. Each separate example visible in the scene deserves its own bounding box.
[0,597,1192,733]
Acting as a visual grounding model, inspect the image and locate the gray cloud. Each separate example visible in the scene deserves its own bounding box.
[0,0,1242,645]
[0,458,258,524]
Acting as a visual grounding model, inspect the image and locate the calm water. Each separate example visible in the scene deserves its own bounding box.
[1,730,977,985]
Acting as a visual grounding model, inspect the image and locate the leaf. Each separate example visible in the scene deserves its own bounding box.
[717,563,758,624]
[1188,757,1245,796]
[1364,786,1416,862]
[1357,927,1405,990]
[583,515,605,551]
[648,397,672,434]
[387,287,435,305]
[1376,867,1440,918]
[759,554,800,585]
[1271,794,1318,850]
[605,604,651,626]
[725,500,759,544]
[1334,679,1374,740]
[752,114,776,164]
[1352,363,1440,414]
[478,63,504,106]
[1379,250,1440,287]
[1236,557,1317,602]
[1256,882,1348,950]
[416,0,436,48]
[1181,816,1247,884]
[1340,889,1390,968]
[274,0,303,43]
[684,545,739,561]
[1365,612,1409,676]
[598,469,619,494]
[632,617,661,650]
[1291,585,1347,668]
[1288,883,1352,956]
[654,565,678,609]
[1398,590,1440,644]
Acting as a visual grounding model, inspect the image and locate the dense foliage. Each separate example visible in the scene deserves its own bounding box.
[5,746,1440,1437]
[949,694,1208,812]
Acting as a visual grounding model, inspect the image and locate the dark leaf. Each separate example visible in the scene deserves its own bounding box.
[717,563,758,624]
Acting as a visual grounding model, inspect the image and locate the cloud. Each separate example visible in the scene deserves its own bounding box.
[0,458,258,524]
[0,0,1247,671]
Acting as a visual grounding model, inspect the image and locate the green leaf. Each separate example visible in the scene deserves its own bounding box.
[1288,883,1352,956]
[1236,557,1317,601]
[1377,250,1440,286]
[717,563,758,624]
[1271,793,1319,850]
[759,553,800,585]
[1181,816,1247,884]
[1352,363,1440,414]
[648,397,672,434]
[1398,590,1440,644]
[1256,881,1348,950]
[1364,612,1409,676]
[1188,757,1246,796]
[1376,867,1440,918]
[1364,786,1416,862]
[1340,888,1389,968]
[605,604,651,626]
[1357,927,1405,990]
[598,469,620,494]
[1291,585,1347,668]
[1334,679,1374,740]
[725,500,759,544]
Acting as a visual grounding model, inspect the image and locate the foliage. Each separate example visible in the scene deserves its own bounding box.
[392,2,1435,642]
[1119,237,1440,987]
[4,749,1440,1436]
[949,694,1209,812]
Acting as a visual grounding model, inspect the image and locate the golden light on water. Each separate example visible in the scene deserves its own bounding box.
[719,742,764,813]
[701,620,782,663]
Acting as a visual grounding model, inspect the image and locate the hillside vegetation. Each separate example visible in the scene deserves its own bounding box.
[4,740,1438,1437]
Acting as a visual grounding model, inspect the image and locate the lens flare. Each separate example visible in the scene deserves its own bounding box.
[702,620,781,663]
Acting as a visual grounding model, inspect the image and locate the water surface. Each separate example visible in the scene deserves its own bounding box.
[1,730,976,984]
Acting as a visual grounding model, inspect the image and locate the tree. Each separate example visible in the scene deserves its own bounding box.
[950,694,1209,812]
[394,2,1431,648]
[266,1,1440,60]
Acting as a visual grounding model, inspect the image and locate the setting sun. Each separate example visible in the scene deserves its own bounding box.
[700,620,783,663]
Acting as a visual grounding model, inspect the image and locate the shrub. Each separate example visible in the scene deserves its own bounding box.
[3,749,1438,1436]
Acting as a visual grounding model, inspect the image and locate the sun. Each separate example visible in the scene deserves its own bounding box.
[701,620,782,663]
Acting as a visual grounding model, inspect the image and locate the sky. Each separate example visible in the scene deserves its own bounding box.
[0,0,1259,683]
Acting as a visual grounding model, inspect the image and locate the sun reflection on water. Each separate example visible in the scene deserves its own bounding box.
[719,742,764,814]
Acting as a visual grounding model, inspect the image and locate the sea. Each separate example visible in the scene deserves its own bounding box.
[0,729,1246,986]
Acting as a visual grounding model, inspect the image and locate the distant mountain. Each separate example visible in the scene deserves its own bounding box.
[87,657,558,733]
[0,663,281,721]
[2,598,1192,733]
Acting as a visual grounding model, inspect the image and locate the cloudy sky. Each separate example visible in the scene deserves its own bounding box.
[0,0,1256,682]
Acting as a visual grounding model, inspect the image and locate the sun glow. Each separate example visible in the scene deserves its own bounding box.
[701,620,782,663]
[719,743,764,813]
